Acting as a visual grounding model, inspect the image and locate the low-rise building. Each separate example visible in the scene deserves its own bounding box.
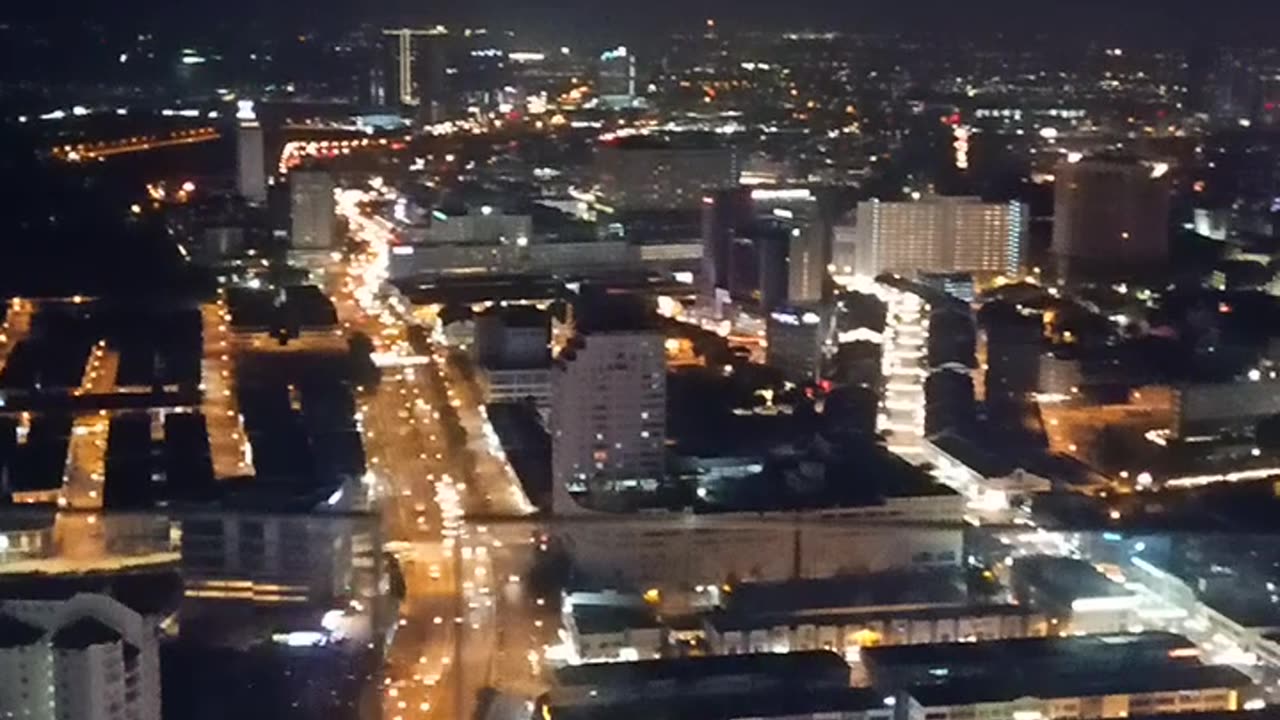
[1011,555,1139,634]
[547,650,853,707]
[863,632,1200,694]
[0,509,55,563]
[474,307,552,409]
[546,687,894,720]
[562,590,663,663]
[704,570,1046,659]
[1171,380,1280,440]
[557,514,963,593]
[903,663,1248,720]
[924,431,1051,508]
[179,511,367,605]
[706,604,1047,659]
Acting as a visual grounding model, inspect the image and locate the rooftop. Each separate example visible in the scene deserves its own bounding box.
[571,288,659,335]
[0,567,183,617]
[571,603,661,635]
[876,274,970,313]
[707,603,1036,634]
[908,664,1250,707]
[726,569,968,616]
[928,431,1015,479]
[554,650,849,689]
[1013,554,1133,601]
[476,305,549,329]
[863,631,1195,671]
[697,439,957,513]
[548,687,885,720]
[51,616,123,650]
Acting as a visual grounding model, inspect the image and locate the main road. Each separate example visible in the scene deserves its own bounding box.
[332,188,549,720]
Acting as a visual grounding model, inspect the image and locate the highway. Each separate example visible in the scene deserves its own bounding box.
[201,297,254,479]
[333,188,547,720]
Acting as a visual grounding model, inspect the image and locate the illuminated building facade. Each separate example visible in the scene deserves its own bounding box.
[598,45,637,104]
[551,329,666,514]
[380,27,447,120]
[1052,158,1172,279]
[854,197,1026,278]
[878,284,929,459]
[0,594,162,720]
[902,666,1246,720]
[706,604,1047,658]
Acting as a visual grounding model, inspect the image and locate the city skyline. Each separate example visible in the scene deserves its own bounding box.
[7,4,1280,720]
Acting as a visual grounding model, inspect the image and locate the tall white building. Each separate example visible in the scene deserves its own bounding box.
[879,283,929,459]
[854,197,1026,277]
[0,594,161,720]
[235,101,267,205]
[0,614,52,718]
[550,328,666,514]
[289,170,336,251]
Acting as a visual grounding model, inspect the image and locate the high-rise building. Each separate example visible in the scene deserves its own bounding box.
[595,134,738,211]
[979,300,1043,410]
[289,169,336,251]
[701,187,834,312]
[597,45,637,105]
[854,197,1026,277]
[787,219,832,304]
[381,27,448,120]
[766,306,828,384]
[0,614,52,716]
[450,44,513,111]
[550,303,666,515]
[235,101,267,206]
[877,280,930,459]
[0,593,162,720]
[1051,158,1172,279]
[700,187,752,300]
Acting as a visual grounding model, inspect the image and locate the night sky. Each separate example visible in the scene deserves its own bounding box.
[5,0,1280,42]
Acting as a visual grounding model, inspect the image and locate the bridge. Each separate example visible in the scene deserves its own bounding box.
[50,127,220,162]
